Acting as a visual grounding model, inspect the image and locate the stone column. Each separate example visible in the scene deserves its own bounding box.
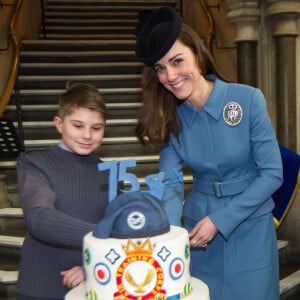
[266,0,299,151]
[227,1,260,86]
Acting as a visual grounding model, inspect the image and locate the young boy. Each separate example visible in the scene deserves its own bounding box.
[16,83,109,300]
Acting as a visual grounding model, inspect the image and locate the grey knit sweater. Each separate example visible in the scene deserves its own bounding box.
[16,145,109,298]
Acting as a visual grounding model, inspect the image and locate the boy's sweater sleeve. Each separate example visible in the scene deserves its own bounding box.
[17,158,95,248]
[26,207,95,248]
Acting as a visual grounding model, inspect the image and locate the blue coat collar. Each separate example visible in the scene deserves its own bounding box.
[178,78,227,128]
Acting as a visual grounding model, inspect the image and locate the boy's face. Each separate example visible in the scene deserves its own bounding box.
[53,107,105,155]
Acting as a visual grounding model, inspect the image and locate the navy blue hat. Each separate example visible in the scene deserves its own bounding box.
[93,191,170,239]
[135,6,182,65]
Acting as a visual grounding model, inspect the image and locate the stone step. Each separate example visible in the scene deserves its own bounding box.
[42,25,136,35]
[23,136,132,144]
[0,270,18,284]
[46,3,176,13]
[15,119,137,129]
[17,74,141,89]
[0,235,24,248]
[0,209,26,235]
[9,88,142,104]
[280,270,300,299]
[47,0,176,5]
[0,119,139,147]
[38,33,136,40]
[45,12,138,19]
[7,103,141,112]
[20,50,137,63]
[0,270,18,300]
[19,62,142,75]
[47,0,176,3]
[0,235,24,265]
[5,104,140,121]
[21,39,136,51]
[278,240,290,252]
[0,208,23,218]
[44,18,138,27]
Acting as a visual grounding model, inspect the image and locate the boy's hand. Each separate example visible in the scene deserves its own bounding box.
[61,266,84,288]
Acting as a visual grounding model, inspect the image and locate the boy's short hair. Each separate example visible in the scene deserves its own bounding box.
[58,83,107,121]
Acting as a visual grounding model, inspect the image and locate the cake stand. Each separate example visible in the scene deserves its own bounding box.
[65,277,210,300]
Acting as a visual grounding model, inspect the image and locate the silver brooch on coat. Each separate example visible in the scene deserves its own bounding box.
[223,102,243,126]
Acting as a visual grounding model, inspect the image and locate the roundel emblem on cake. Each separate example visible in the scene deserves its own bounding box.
[94,262,111,285]
[114,239,166,299]
[169,257,185,280]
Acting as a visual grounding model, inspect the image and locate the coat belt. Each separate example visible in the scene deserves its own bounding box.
[194,175,256,197]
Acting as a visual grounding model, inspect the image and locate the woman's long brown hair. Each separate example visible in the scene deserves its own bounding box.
[135,24,228,149]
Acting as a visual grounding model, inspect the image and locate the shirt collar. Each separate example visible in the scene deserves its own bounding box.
[58,141,72,152]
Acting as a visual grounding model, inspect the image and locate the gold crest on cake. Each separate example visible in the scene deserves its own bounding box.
[113,239,166,299]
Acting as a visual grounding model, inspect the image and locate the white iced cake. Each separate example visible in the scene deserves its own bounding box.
[83,225,209,300]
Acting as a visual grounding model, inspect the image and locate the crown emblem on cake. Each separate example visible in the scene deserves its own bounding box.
[122,239,155,257]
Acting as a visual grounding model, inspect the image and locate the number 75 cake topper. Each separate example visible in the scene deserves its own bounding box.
[98,159,183,202]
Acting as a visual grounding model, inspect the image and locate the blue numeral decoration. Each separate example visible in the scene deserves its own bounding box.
[144,172,165,200]
[98,160,118,202]
[98,159,165,202]
[118,159,140,193]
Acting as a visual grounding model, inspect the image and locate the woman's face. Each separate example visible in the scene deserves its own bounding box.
[154,39,202,103]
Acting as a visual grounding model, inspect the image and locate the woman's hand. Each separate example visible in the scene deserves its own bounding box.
[189,216,218,248]
[60,266,84,288]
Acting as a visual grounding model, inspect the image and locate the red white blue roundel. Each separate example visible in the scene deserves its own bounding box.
[94,262,111,285]
[169,257,184,280]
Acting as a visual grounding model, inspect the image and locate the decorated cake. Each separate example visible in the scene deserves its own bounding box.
[81,191,209,300]
[65,162,209,300]
[84,226,191,299]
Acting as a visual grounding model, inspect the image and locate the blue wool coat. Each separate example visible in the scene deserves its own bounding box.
[159,78,283,300]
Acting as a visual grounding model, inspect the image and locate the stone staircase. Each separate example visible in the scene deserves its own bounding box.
[0,1,299,299]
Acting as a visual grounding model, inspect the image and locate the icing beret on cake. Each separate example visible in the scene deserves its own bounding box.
[93,191,170,239]
[135,6,182,65]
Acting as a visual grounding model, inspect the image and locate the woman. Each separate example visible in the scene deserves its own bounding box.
[134,6,283,300]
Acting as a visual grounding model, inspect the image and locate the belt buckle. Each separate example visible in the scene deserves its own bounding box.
[213,182,222,198]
